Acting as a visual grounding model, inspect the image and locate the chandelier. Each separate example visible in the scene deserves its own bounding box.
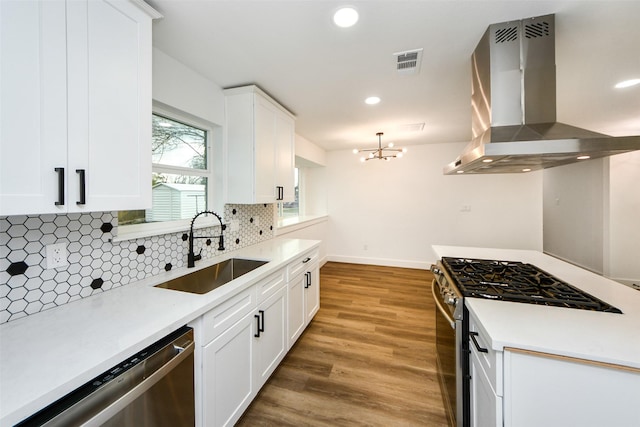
[353,132,407,162]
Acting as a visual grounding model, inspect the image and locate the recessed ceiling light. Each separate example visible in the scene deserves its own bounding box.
[615,78,640,89]
[333,7,359,28]
[364,96,380,105]
[577,155,591,160]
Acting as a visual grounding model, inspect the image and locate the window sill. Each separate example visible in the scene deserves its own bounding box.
[275,214,328,235]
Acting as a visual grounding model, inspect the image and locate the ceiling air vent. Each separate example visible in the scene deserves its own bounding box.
[393,48,423,75]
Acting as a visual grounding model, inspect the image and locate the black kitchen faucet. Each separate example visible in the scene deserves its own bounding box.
[187,210,225,268]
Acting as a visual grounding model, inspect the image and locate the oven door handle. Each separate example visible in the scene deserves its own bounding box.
[432,279,455,329]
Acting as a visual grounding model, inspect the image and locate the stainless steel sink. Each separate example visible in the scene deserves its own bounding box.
[155,258,268,294]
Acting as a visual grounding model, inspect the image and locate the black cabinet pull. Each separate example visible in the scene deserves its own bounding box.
[254,314,261,337]
[54,167,65,206]
[259,310,265,332]
[470,331,488,353]
[275,186,284,201]
[305,271,311,288]
[76,169,86,205]
[302,257,311,264]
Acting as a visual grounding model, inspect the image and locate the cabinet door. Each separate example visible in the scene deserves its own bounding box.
[470,348,502,427]
[0,0,68,215]
[66,0,152,212]
[305,263,320,323]
[254,285,287,390]
[287,272,306,348]
[203,313,255,427]
[253,95,277,203]
[275,112,295,202]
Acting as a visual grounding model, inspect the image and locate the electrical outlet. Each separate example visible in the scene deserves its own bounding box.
[46,243,68,269]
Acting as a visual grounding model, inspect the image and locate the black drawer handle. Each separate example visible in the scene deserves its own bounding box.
[305,271,311,288]
[76,169,86,205]
[302,257,311,263]
[254,314,261,337]
[470,331,488,353]
[259,310,265,333]
[54,167,64,206]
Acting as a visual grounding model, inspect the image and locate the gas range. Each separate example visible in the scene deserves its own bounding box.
[441,257,622,313]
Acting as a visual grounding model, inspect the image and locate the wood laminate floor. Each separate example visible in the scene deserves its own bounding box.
[236,262,448,426]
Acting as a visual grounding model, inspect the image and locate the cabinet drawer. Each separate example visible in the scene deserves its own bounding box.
[287,249,319,281]
[469,312,503,396]
[202,286,256,345]
[256,269,286,303]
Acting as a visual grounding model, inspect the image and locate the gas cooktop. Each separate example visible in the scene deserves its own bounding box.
[441,257,622,313]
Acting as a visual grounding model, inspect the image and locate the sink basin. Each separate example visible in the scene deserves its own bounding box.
[155,258,268,294]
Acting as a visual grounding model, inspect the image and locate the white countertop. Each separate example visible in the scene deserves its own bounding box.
[432,245,640,369]
[0,238,320,426]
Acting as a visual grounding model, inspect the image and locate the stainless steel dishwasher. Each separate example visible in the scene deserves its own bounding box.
[16,326,195,427]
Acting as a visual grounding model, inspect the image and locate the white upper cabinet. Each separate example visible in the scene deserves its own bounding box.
[0,0,160,216]
[224,85,295,204]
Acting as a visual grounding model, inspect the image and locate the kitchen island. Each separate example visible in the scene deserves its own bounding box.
[432,245,640,427]
[0,238,320,426]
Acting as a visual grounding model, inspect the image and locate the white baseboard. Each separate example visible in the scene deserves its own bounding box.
[325,254,433,270]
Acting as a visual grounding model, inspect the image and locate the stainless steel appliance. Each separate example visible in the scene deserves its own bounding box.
[443,14,640,175]
[16,326,195,427]
[431,257,621,427]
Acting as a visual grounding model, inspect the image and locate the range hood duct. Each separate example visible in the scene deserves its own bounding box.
[444,14,640,175]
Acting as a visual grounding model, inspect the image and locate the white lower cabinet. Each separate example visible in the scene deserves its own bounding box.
[202,311,255,427]
[195,250,321,427]
[470,346,502,427]
[468,310,502,427]
[254,285,287,388]
[287,249,320,348]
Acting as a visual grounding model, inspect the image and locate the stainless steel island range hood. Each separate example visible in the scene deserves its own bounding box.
[444,14,640,175]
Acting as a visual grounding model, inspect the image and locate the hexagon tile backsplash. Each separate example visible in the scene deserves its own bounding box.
[0,204,275,324]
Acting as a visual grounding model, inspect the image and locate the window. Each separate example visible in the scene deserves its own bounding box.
[278,168,299,218]
[118,111,212,235]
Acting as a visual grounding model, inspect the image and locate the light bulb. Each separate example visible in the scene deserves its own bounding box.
[333,7,359,28]
[360,157,366,162]
[352,148,359,154]
[397,152,403,158]
[388,142,394,148]
[402,148,408,153]
[369,153,374,158]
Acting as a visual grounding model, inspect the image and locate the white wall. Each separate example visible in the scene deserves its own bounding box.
[152,47,226,212]
[543,158,606,273]
[606,151,640,284]
[153,48,225,125]
[325,143,543,269]
[543,151,640,284]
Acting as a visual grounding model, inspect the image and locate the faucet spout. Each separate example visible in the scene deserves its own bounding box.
[187,210,226,268]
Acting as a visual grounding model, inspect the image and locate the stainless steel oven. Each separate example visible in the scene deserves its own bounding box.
[16,326,195,427]
[431,263,468,427]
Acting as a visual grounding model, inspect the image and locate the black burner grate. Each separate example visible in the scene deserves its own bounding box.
[442,257,621,313]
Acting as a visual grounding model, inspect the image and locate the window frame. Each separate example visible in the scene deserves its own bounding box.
[115,104,218,241]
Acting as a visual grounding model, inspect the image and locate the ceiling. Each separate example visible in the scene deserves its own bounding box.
[147,0,640,152]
